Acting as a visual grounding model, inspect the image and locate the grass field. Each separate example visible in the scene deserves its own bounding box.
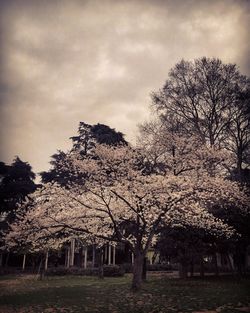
[0,272,249,312]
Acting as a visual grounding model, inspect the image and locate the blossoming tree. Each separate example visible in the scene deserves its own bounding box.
[5,141,248,290]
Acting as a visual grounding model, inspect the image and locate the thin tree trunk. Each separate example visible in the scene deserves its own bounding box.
[45,251,49,271]
[104,244,107,265]
[22,254,26,271]
[108,244,111,265]
[142,257,147,281]
[98,248,104,279]
[179,260,188,279]
[0,253,3,267]
[5,252,9,267]
[37,255,45,280]
[92,245,95,268]
[84,246,88,269]
[131,252,144,291]
[113,246,116,265]
[200,255,205,278]
[131,252,134,264]
[226,253,235,274]
[213,253,219,276]
[190,259,194,278]
[70,239,75,267]
[31,256,36,273]
[237,150,243,183]
[67,247,70,268]
[65,247,69,268]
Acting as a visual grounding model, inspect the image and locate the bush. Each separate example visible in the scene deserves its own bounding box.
[46,267,70,276]
[147,263,174,271]
[103,265,125,277]
[46,265,125,277]
[121,263,133,273]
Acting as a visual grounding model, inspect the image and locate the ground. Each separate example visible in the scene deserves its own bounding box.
[0,272,249,313]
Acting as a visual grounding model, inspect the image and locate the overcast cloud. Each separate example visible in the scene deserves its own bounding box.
[0,0,249,175]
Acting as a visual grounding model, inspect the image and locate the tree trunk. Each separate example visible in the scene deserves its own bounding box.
[37,255,45,280]
[22,254,26,271]
[78,246,83,267]
[142,257,147,281]
[0,253,3,267]
[31,256,36,273]
[131,252,144,291]
[200,255,205,278]
[237,149,243,183]
[65,247,70,268]
[45,251,49,271]
[5,253,9,267]
[108,244,111,265]
[98,248,104,279]
[179,260,188,279]
[226,253,235,274]
[131,252,134,264]
[113,246,116,265]
[189,260,194,278]
[70,239,75,267]
[84,246,88,269]
[213,253,219,276]
[104,244,108,265]
[92,245,95,268]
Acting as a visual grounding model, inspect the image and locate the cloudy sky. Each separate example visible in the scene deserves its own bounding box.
[0,0,249,176]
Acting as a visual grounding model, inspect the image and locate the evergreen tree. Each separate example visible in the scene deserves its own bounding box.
[0,157,37,217]
[41,122,127,184]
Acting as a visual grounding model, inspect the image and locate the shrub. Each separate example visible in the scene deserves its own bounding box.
[121,263,133,273]
[46,267,70,276]
[46,265,125,277]
[103,265,125,277]
[147,263,174,271]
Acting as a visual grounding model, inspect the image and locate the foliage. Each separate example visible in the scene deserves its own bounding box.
[0,157,37,259]
[40,122,127,185]
[5,141,248,289]
[45,265,125,277]
[0,157,36,216]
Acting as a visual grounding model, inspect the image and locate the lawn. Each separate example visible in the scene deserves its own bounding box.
[0,272,249,313]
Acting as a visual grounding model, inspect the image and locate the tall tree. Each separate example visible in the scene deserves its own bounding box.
[226,88,250,182]
[152,57,250,179]
[41,122,127,184]
[0,157,36,217]
[0,158,37,266]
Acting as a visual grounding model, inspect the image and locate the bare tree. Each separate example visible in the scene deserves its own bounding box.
[152,57,250,178]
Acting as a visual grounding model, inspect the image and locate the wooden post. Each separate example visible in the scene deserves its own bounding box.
[113,246,116,265]
[84,246,88,269]
[70,239,75,267]
[45,251,49,271]
[22,254,26,271]
[108,244,111,265]
[92,245,95,268]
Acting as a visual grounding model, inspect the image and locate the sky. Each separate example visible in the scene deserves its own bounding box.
[0,0,249,177]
